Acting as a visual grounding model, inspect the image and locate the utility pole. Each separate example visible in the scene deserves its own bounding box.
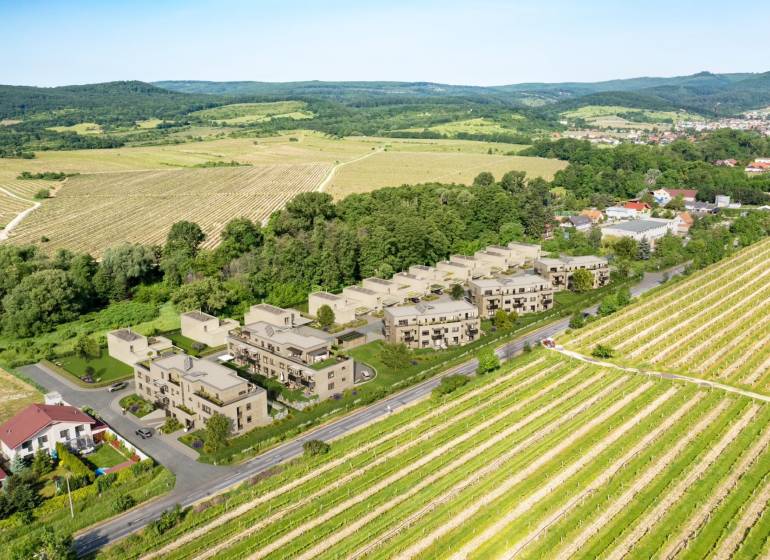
[66,475,74,518]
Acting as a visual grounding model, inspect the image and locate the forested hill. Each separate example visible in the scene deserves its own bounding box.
[155,71,770,115]
[0,81,224,122]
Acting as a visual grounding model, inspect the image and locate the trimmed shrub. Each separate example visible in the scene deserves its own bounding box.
[303,440,330,457]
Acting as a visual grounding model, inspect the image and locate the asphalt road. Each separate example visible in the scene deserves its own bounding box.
[22,266,681,555]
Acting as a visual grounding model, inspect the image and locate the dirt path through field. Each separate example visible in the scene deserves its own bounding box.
[139,358,550,560]
[603,404,759,560]
[501,391,704,559]
[0,186,41,241]
[236,371,614,560]
[446,386,676,560]
[552,399,730,560]
[317,148,383,193]
[660,416,770,560]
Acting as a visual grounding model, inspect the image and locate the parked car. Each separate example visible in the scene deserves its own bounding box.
[135,428,153,439]
[108,381,128,392]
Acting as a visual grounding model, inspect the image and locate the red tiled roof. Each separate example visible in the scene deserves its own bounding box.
[665,189,698,199]
[0,467,6,480]
[679,212,694,225]
[624,202,650,211]
[0,404,95,450]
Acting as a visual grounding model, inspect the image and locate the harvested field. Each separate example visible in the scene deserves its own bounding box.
[100,352,770,560]
[0,367,41,422]
[7,164,330,255]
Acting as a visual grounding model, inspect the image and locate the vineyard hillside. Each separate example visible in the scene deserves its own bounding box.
[101,351,770,560]
[564,237,770,395]
[6,164,330,255]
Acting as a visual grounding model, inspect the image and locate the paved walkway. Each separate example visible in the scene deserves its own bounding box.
[554,347,770,403]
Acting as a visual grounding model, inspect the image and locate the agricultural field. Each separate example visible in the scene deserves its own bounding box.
[564,238,770,393]
[396,116,523,136]
[190,102,314,125]
[0,367,41,422]
[561,105,702,130]
[103,351,770,560]
[326,151,566,199]
[7,164,331,255]
[47,122,104,135]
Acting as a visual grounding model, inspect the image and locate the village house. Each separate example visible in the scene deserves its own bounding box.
[0,404,107,461]
[677,212,694,234]
[561,215,593,232]
[580,209,604,224]
[468,273,554,318]
[534,255,610,291]
[624,201,651,215]
[107,329,174,366]
[134,353,269,433]
[605,206,638,220]
[383,299,480,349]
[180,311,239,348]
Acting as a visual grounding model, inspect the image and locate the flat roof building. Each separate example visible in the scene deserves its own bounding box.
[601,218,677,245]
[181,311,239,348]
[534,255,610,291]
[244,304,311,328]
[308,292,357,325]
[384,299,480,349]
[134,353,268,434]
[507,242,542,262]
[469,273,554,317]
[107,329,174,366]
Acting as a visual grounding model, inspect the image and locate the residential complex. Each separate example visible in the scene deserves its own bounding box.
[244,304,311,328]
[534,255,610,291]
[134,353,269,433]
[0,404,106,461]
[307,291,358,324]
[468,273,554,318]
[383,299,480,349]
[228,316,355,402]
[181,311,239,347]
[107,329,174,366]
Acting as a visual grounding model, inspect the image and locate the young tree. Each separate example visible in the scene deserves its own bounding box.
[592,344,615,359]
[598,294,619,316]
[571,268,595,293]
[164,221,206,258]
[381,343,410,370]
[569,311,585,329]
[616,286,632,307]
[613,237,638,260]
[449,283,465,300]
[637,237,651,260]
[316,304,335,328]
[203,413,232,454]
[31,449,53,475]
[476,348,500,375]
[588,226,603,249]
[493,309,512,330]
[472,171,495,187]
[74,334,100,359]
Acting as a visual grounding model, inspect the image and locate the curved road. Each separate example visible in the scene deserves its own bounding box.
[22,267,681,555]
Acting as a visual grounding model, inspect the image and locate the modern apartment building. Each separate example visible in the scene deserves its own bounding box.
[383,299,480,349]
[228,320,355,401]
[307,292,357,324]
[181,311,239,347]
[244,304,311,328]
[475,246,525,270]
[361,277,412,302]
[107,329,174,366]
[468,273,554,317]
[534,255,610,291]
[449,255,492,278]
[134,353,269,433]
[507,242,542,262]
[391,272,432,296]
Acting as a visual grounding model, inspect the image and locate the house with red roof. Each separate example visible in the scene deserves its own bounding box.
[0,403,106,461]
[623,201,651,214]
[664,189,698,202]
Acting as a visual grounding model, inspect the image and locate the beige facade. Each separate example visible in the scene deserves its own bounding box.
[391,272,431,296]
[384,299,480,349]
[134,353,268,434]
[228,321,354,402]
[436,260,473,283]
[534,255,610,291]
[361,277,412,302]
[508,242,542,262]
[469,274,554,318]
[449,255,492,278]
[343,286,386,311]
[180,311,239,347]
[107,329,173,366]
[308,292,357,324]
[244,304,311,328]
[476,246,525,270]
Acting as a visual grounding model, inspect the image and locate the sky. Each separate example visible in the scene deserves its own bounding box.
[2,0,770,87]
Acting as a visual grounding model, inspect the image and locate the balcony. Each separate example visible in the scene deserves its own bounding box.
[194,390,224,407]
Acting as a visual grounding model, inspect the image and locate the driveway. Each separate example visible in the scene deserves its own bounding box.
[25,266,684,555]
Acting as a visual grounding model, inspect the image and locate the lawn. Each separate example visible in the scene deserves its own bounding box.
[165,329,207,355]
[85,443,127,469]
[120,394,155,418]
[0,367,41,422]
[54,351,133,386]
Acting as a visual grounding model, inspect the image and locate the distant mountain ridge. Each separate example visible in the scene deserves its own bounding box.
[154,71,770,115]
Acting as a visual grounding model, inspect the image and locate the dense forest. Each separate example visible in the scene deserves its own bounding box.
[522,130,770,204]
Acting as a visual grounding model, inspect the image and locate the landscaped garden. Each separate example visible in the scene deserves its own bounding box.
[119,394,155,418]
[84,443,127,470]
[50,351,133,387]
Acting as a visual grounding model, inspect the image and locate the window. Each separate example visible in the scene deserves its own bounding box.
[22,441,33,452]
[247,416,252,423]
[38,435,48,447]
[202,405,211,414]
[328,383,335,390]
[246,403,251,411]
[328,371,335,379]
[60,429,70,439]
